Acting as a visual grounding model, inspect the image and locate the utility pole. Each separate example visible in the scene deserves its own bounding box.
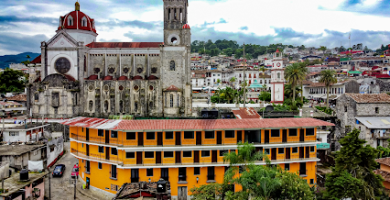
[243,43,246,108]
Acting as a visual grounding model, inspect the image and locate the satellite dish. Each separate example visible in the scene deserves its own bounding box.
[265,105,274,112]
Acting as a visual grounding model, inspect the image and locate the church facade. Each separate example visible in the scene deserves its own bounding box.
[28,1,192,118]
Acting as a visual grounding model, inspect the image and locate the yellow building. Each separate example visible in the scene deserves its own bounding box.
[62,117,333,199]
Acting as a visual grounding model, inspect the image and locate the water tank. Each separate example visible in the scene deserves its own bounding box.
[157,178,167,193]
[20,169,29,181]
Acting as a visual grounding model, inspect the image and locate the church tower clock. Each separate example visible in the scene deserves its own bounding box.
[271,49,285,103]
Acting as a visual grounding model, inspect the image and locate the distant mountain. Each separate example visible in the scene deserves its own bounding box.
[0,52,40,69]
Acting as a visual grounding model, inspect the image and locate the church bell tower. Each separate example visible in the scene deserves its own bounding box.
[271,49,285,103]
[163,0,190,46]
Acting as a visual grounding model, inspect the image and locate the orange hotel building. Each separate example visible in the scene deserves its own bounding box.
[62,117,334,199]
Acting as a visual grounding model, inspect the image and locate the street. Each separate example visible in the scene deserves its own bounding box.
[44,142,90,200]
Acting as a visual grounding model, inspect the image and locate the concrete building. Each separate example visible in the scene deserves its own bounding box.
[63,117,333,199]
[0,171,48,200]
[302,80,359,101]
[3,124,49,143]
[0,144,46,170]
[28,0,192,118]
[355,117,390,148]
[335,93,390,149]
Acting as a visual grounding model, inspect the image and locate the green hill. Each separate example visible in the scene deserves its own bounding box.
[0,52,40,69]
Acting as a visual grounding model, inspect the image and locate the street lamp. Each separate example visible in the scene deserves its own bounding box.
[196,177,199,183]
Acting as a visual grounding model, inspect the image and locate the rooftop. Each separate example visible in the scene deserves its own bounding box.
[0,144,45,156]
[356,117,390,129]
[0,171,48,197]
[345,93,390,103]
[4,123,50,130]
[232,108,261,119]
[6,94,27,102]
[61,117,334,131]
[376,157,390,166]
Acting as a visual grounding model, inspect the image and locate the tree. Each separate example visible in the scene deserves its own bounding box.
[258,91,271,102]
[298,62,308,103]
[319,46,327,58]
[284,63,305,107]
[319,70,337,108]
[324,129,385,200]
[191,183,222,200]
[229,77,236,88]
[216,79,221,86]
[276,169,315,200]
[0,68,27,93]
[338,46,346,53]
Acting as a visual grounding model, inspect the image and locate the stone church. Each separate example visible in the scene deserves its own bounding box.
[28,1,192,118]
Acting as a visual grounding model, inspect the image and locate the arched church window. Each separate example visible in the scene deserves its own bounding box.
[177,94,180,107]
[81,17,87,27]
[34,93,39,101]
[74,93,78,105]
[119,101,124,113]
[170,94,173,108]
[170,61,175,71]
[165,93,167,107]
[134,102,138,112]
[149,101,153,110]
[277,73,280,79]
[68,16,73,26]
[104,101,109,113]
[89,101,93,111]
[174,8,177,20]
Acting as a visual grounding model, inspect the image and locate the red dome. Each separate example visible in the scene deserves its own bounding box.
[182,24,190,29]
[58,3,97,34]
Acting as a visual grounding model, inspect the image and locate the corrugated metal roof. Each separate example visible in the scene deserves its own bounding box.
[356,117,390,129]
[60,117,334,130]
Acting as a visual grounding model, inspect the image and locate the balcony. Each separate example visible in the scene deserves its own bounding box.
[70,148,124,165]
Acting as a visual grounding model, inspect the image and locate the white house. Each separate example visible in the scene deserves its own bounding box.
[3,124,49,143]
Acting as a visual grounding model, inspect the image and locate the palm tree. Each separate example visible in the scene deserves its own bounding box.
[284,63,305,106]
[259,66,268,91]
[319,69,337,108]
[298,62,308,103]
[229,77,236,88]
[319,46,327,58]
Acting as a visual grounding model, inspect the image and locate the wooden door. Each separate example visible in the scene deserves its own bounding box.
[157,132,163,146]
[282,129,287,143]
[106,147,110,160]
[305,146,310,158]
[212,150,217,163]
[196,132,202,145]
[178,186,187,200]
[271,148,276,160]
[176,132,181,145]
[86,128,89,141]
[86,144,89,156]
[217,131,222,145]
[105,130,110,144]
[194,151,199,163]
[156,151,161,164]
[299,147,304,159]
[300,129,305,142]
[131,169,139,183]
[286,147,291,159]
[237,131,242,143]
[138,132,143,146]
[176,151,181,163]
[137,152,142,164]
[265,130,270,144]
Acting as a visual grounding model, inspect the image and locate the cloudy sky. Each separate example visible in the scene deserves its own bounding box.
[1,0,390,55]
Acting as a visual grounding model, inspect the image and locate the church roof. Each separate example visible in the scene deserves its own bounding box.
[103,76,113,81]
[31,55,41,64]
[133,76,143,80]
[58,2,97,34]
[148,75,159,80]
[86,42,162,48]
[165,85,179,91]
[118,76,129,81]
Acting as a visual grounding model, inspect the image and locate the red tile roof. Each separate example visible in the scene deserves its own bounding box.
[232,108,261,119]
[374,169,390,182]
[31,55,41,64]
[60,117,334,131]
[118,76,128,81]
[63,74,76,82]
[103,76,113,81]
[346,93,390,103]
[376,157,390,166]
[86,75,98,80]
[133,75,143,80]
[7,94,27,102]
[148,75,159,80]
[165,85,179,91]
[86,42,162,48]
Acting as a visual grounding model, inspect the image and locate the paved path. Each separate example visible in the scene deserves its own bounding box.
[44,142,90,200]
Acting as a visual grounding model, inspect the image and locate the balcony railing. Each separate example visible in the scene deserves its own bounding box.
[71,133,318,148]
[71,148,124,165]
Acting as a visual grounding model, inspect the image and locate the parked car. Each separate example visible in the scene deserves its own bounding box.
[71,164,79,179]
[52,164,66,177]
